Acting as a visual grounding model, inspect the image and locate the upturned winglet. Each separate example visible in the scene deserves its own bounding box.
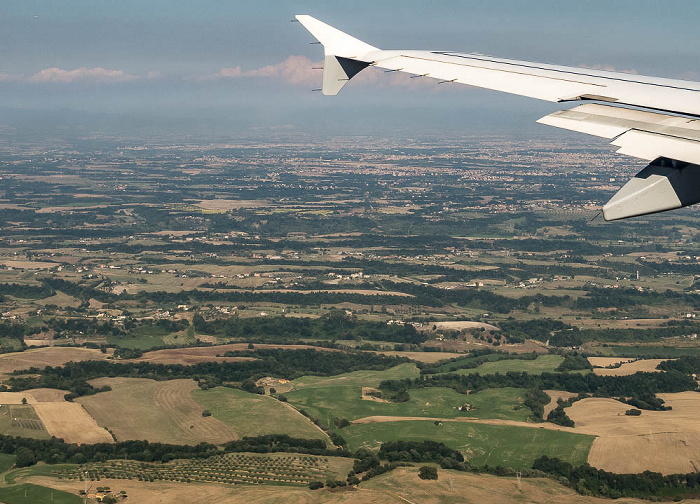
[295,15,379,95]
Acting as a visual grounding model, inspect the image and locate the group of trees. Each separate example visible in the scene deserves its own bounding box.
[0,282,54,300]
[3,433,350,469]
[555,353,592,372]
[8,348,409,398]
[533,456,700,499]
[658,355,700,375]
[379,369,697,409]
[193,311,426,344]
[378,441,464,464]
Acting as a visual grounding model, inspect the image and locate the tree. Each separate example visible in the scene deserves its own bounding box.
[418,466,438,480]
[15,447,36,467]
[21,398,27,405]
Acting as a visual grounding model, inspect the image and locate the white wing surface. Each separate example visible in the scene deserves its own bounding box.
[295,15,700,221]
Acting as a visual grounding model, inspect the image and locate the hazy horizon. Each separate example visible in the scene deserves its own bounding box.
[1,1,699,139]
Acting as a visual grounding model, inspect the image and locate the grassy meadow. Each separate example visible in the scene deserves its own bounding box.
[340,420,593,469]
[191,387,328,441]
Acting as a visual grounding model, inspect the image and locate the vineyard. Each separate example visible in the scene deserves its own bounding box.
[53,452,351,486]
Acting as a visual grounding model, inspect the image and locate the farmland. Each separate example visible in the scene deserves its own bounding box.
[0,390,111,443]
[0,484,81,504]
[0,405,49,439]
[566,392,700,474]
[464,354,572,375]
[77,378,237,444]
[33,402,113,445]
[191,387,328,441]
[54,452,353,487]
[0,347,110,375]
[287,384,532,430]
[21,466,667,504]
[340,420,593,469]
[0,135,700,501]
[591,358,669,376]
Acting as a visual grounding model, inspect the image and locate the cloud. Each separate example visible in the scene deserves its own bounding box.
[217,66,243,78]
[242,55,318,86]
[210,55,442,91]
[210,56,318,86]
[27,67,140,83]
[0,73,22,83]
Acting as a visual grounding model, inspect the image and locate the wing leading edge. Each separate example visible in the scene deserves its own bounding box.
[295,15,700,221]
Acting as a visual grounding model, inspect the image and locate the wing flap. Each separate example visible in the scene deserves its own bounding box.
[538,104,700,165]
[612,130,700,165]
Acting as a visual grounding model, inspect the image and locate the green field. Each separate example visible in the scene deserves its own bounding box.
[429,353,519,373]
[191,387,329,441]
[5,464,78,485]
[286,362,531,429]
[340,421,594,469]
[106,333,165,349]
[0,484,81,504]
[428,354,576,376]
[0,405,49,440]
[465,355,568,375]
[0,454,15,473]
[290,363,420,390]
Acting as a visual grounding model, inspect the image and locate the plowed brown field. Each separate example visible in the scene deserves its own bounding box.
[0,347,109,374]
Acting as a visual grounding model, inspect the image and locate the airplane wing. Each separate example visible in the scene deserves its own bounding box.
[295,14,700,221]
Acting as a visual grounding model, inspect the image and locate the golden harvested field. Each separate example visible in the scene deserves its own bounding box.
[130,349,256,365]
[0,388,67,404]
[567,392,700,474]
[433,321,499,331]
[26,467,672,504]
[0,347,110,374]
[0,387,112,444]
[370,350,465,363]
[429,337,549,354]
[575,318,671,329]
[592,359,669,376]
[588,357,633,368]
[78,378,237,445]
[196,199,269,211]
[130,343,337,365]
[543,390,579,417]
[33,402,113,444]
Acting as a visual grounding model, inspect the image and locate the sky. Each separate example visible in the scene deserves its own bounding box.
[1,0,699,139]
